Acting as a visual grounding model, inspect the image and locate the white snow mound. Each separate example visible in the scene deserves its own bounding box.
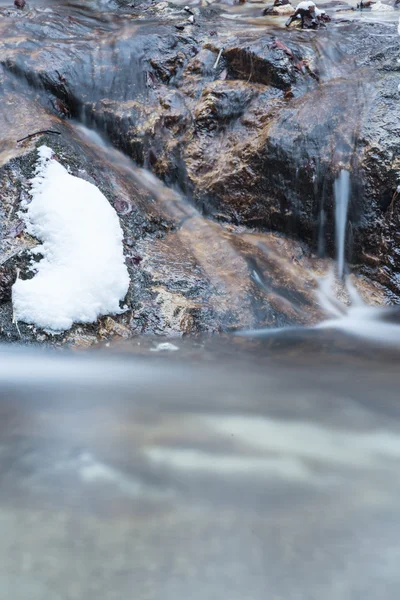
[296,1,316,10]
[371,1,392,10]
[12,146,130,332]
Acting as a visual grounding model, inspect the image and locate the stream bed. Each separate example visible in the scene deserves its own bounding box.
[0,0,400,598]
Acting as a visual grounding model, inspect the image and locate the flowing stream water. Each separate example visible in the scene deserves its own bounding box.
[0,1,400,598]
[334,169,350,279]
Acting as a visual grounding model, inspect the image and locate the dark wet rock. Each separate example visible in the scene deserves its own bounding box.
[223,38,312,90]
[184,48,217,77]
[356,70,400,296]
[193,80,260,130]
[0,267,15,304]
[86,85,192,170]
[178,47,224,101]
[0,10,389,294]
[0,17,200,118]
[0,3,398,346]
[0,127,333,344]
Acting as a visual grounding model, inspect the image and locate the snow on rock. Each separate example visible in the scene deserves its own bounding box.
[296,1,316,10]
[12,146,130,332]
[294,1,326,16]
[370,1,393,10]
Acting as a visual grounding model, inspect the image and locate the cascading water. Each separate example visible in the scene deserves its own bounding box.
[312,169,400,345]
[334,169,350,279]
[241,162,400,345]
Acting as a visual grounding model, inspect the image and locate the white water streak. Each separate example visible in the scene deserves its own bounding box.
[334,170,350,279]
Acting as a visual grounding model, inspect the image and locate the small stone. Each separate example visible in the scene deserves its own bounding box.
[126,255,143,267]
[6,220,25,238]
[99,317,131,339]
[114,199,132,215]
[68,335,98,349]
[14,0,26,8]
[125,237,136,248]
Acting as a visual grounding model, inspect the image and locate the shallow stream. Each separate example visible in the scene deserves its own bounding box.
[0,1,400,598]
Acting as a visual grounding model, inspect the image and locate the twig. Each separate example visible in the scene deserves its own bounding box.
[213,48,223,70]
[14,319,22,339]
[17,130,61,144]
[12,268,22,339]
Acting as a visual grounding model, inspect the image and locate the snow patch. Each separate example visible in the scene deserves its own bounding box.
[12,146,130,331]
[296,1,316,10]
[370,1,393,10]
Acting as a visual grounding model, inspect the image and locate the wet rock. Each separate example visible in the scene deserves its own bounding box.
[223,38,307,90]
[65,333,99,350]
[0,17,200,119]
[194,80,260,130]
[184,48,217,77]
[179,47,223,101]
[86,85,191,172]
[0,128,331,344]
[358,0,394,8]
[263,0,295,16]
[0,73,58,166]
[0,267,15,304]
[98,317,131,339]
[0,4,397,333]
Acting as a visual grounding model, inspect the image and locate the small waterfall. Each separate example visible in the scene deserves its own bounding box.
[334,170,350,279]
